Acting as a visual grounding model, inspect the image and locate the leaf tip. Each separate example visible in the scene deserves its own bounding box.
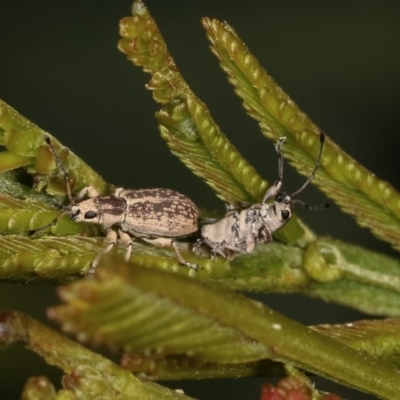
[131,0,147,16]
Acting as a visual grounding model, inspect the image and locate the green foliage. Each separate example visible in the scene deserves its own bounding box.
[0,311,194,400]
[202,18,400,252]
[118,4,268,207]
[2,0,400,398]
[47,259,400,399]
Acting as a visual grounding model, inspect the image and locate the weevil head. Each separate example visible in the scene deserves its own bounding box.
[259,192,293,230]
[67,196,126,228]
[68,198,103,224]
[273,192,293,222]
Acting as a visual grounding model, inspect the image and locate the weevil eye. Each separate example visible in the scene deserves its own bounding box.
[281,209,290,220]
[275,194,283,202]
[84,210,98,219]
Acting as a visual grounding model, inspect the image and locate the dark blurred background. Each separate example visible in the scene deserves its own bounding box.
[1,1,400,399]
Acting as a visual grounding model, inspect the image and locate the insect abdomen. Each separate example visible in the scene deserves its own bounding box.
[119,188,199,237]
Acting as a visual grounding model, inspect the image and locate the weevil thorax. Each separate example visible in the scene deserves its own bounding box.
[68,195,126,228]
[260,192,293,231]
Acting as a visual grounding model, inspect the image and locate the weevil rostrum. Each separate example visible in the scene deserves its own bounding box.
[194,133,328,260]
[32,136,200,274]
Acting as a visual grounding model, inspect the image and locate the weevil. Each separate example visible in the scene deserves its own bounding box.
[194,133,328,260]
[32,136,200,274]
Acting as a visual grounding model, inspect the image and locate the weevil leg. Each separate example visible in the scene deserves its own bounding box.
[193,239,227,260]
[192,238,204,256]
[171,240,199,271]
[144,237,199,271]
[258,225,273,243]
[209,241,229,259]
[118,230,134,262]
[88,229,118,276]
[199,217,219,224]
[192,238,221,260]
[73,185,100,202]
[226,249,236,261]
[210,247,219,259]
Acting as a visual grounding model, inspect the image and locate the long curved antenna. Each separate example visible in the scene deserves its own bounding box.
[291,198,330,211]
[290,132,325,197]
[44,135,74,204]
[262,137,286,203]
[275,136,285,183]
[29,136,73,236]
[28,210,69,236]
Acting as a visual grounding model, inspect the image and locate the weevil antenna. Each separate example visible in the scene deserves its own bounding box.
[292,198,330,211]
[275,137,285,183]
[28,210,69,236]
[44,135,74,204]
[262,137,286,203]
[290,132,325,198]
[30,136,74,236]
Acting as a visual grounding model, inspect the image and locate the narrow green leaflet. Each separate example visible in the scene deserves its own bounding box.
[0,100,109,275]
[1,107,400,317]
[312,318,400,367]
[50,260,272,365]
[3,232,400,317]
[48,258,400,399]
[0,311,194,400]
[118,1,266,205]
[0,99,109,197]
[313,318,400,352]
[0,236,103,282]
[117,1,319,244]
[202,18,400,252]
[121,354,284,381]
[0,172,99,237]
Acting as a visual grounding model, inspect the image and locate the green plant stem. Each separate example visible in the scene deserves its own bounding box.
[53,259,400,399]
[0,311,195,400]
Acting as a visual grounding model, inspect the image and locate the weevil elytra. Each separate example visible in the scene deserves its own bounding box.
[32,136,200,274]
[194,133,328,260]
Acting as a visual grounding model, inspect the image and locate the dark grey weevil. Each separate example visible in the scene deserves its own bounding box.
[194,133,328,260]
[32,136,200,274]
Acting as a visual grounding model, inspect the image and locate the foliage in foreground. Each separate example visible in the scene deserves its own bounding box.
[2,1,400,399]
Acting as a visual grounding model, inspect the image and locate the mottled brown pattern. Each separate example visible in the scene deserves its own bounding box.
[44,135,201,271]
[124,188,199,237]
[96,196,126,216]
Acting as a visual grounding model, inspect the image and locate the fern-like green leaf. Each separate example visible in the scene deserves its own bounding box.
[0,311,194,399]
[0,99,109,197]
[48,258,400,399]
[202,18,400,252]
[117,0,320,245]
[0,178,98,237]
[117,1,266,206]
[312,318,400,367]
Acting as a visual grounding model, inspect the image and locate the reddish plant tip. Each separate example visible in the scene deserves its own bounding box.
[0,312,12,343]
[261,377,312,400]
[261,378,343,400]
[0,311,21,346]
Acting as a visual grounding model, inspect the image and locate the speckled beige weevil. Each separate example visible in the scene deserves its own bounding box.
[31,136,200,274]
[194,133,328,260]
